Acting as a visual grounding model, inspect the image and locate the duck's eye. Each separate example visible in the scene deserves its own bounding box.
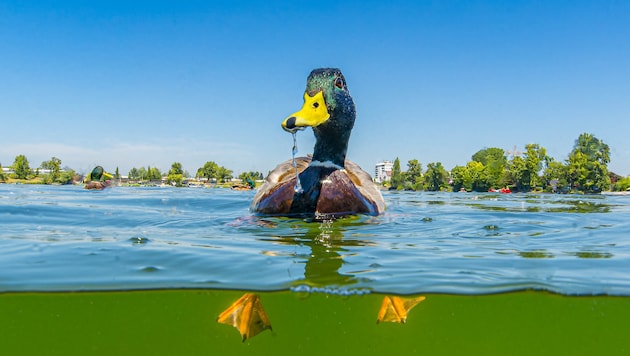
[313,102,319,108]
[335,77,345,89]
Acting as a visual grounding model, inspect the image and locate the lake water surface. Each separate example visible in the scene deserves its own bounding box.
[2,184,629,354]
[2,184,629,295]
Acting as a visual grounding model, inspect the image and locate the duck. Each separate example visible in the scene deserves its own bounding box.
[84,166,113,190]
[251,68,385,220]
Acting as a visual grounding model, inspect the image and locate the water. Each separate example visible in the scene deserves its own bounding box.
[2,184,630,354]
[2,184,629,295]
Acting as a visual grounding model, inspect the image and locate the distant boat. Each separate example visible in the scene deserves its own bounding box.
[489,188,511,194]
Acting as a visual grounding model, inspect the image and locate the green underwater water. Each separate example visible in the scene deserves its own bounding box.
[1,289,628,355]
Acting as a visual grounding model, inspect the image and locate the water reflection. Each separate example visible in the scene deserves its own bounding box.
[258,218,376,288]
[466,196,612,213]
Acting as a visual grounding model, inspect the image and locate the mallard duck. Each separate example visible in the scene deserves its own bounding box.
[251,68,385,219]
[84,166,113,190]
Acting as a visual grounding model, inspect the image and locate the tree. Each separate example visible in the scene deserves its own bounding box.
[466,161,489,192]
[543,160,569,193]
[472,147,507,166]
[614,176,630,192]
[146,166,162,181]
[506,156,527,192]
[13,155,32,180]
[127,166,156,181]
[524,143,548,191]
[196,161,232,183]
[114,167,120,179]
[40,157,62,184]
[0,162,5,182]
[128,167,141,180]
[450,165,470,192]
[239,171,263,181]
[216,166,233,183]
[167,162,184,186]
[405,159,423,190]
[58,168,77,185]
[424,162,449,191]
[567,133,610,193]
[390,157,403,190]
[197,161,219,181]
[472,147,507,189]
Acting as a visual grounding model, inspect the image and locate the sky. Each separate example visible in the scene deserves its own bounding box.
[1,0,629,177]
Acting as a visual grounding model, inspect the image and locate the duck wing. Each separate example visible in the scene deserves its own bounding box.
[251,156,311,215]
[343,160,386,214]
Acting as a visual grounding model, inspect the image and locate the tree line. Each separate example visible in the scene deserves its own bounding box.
[0,156,263,187]
[2,132,629,192]
[0,155,78,184]
[126,161,263,187]
[389,132,630,193]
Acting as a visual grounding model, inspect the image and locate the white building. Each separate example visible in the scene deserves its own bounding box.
[374,161,393,183]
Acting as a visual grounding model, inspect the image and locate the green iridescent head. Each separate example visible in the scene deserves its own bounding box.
[90,166,104,181]
[282,68,355,134]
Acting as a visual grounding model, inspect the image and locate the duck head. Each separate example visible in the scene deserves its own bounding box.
[281,68,356,168]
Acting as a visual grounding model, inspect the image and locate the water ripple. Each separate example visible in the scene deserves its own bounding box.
[1,185,630,295]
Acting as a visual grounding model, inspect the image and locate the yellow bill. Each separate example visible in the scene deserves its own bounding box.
[282,91,330,132]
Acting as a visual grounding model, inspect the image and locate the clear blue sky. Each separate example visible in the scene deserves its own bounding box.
[2,0,629,177]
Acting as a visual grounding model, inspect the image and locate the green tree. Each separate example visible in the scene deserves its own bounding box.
[405,159,423,190]
[146,166,162,181]
[128,167,140,180]
[0,163,5,182]
[114,167,120,179]
[466,161,489,192]
[506,156,527,192]
[58,168,77,185]
[129,167,148,181]
[166,162,184,186]
[614,176,630,192]
[424,162,449,191]
[13,155,32,180]
[216,166,233,183]
[472,147,507,166]
[472,147,507,189]
[239,171,263,188]
[543,160,569,193]
[196,161,232,183]
[197,161,219,181]
[567,133,610,193]
[450,165,470,192]
[40,157,62,184]
[390,157,403,190]
[170,162,183,175]
[524,143,548,191]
